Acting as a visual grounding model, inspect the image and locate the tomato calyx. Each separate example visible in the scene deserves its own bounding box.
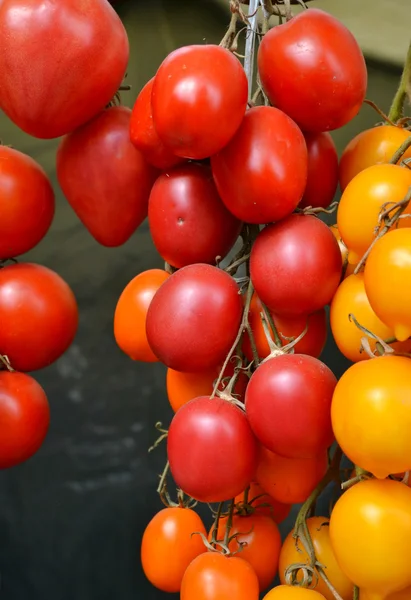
[296,201,338,218]
[204,500,251,557]
[0,354,14,372]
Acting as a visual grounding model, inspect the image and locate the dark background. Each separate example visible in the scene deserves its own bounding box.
[0,1,402,598]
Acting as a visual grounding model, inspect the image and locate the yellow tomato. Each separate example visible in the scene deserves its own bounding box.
[263,586,326,599]
[330,273,411,362]
[330,479,411,600]
[337,164,411,265]
[329,225,356,278]
[331,355,411,478]
[364,227,411,341]
[279,517,353,600]
[339,125,411,191]
[361,587,411,600]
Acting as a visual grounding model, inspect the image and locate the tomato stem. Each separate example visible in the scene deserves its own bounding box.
[363,99,397,127]
[223,499,236,547]
[353,586,360,600]
[148,421,169,453]
[260,302,282,347]
[389,41,411,123]
[389,134,411,164]
[0,354,14,372]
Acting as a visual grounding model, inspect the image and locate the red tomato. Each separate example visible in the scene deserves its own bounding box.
[234,482,291,524]
[152,45,248,159]
[258,9,367,132]
[246,355,336,459]
[0,0,129,138]
[181,552,260,600]
[130,78,184,170]
[243,294,327,362]
[57,106,158,247]
[211,513,282,591]
[256,445,328,505]
[114,269,170,362]
[0,263,78,372]
[148,164,242,268]
[0,146,54,259]
[250,214,342,315]
[0,371,50,468]
[167,396,258,502]
[211,106,307,224]
[141,507,207,593]
[146,264,243,372]
[299,132,339,209]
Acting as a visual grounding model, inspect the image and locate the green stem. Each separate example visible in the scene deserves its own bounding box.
[353,586,360,600]
[223,499,236,547]
[388,41,411,123]
[389,135,411,164]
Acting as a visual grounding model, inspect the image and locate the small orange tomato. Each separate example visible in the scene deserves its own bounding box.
[361,586,411,600]
[263,585,327,599]
[364,228,411,341]
[255,445,328,505]
[114,269,169,361]
[329,224,356,278]
[181,552,260,600]
[339,125,411,191]
[330,273,411,362]
[279,517,353,600]
[141,507,207,592]
[337,163,411,265]
[210,513,282,592]
[234,481,291,524]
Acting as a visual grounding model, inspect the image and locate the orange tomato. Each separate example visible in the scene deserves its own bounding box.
[234,481,291,524]
[243,293,327,362]
[337,163,411,265]
[330,273,411,362]
[364,228,411,341]
[331,355,411,479]
[361,586,411,600]
[255,445,328,505]
[329,224,356,277]
[141,507,207,592]
[114,268,169,361]
[330,479,411,600]
[279,517,353,600]
[263,585,327,599]
[181,551,260,600]
[210,513,282,591]
[339,125,411,191]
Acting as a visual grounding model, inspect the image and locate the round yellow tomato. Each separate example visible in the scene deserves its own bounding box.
[263,586,326,599]
[329,225,356,278]
[337,164,411,265]
[330,273,411,362]
[331,355,411,478]
[364,228,411,341]
[361,586,411,600]
[330,479,411,600]
[279,517,353,600]
[339,125,411,191]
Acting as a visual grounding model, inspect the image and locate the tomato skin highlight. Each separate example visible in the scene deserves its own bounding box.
[211,106,308,224]
[246,354,336,459]
[57,106,158,247]
[258,9,367,132]
[300,132,339,209]
[148,164,242,268]
[152,44,248,159]
[0,0,129,138]
[0,371,50,469]
[141,507,207,593]
[250,214,342,315]
[146,264,243,372]
[181,552,260,600]
[167,396,258,503]
[114,269,170,362]
[0,263,78,372]
[0,146,55,259]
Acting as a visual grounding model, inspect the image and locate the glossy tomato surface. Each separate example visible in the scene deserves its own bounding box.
[146,264,243,372]
[250,215,342,315]
[300,132,339,209]
[0,0,129,138]
[152,45,248,159]
[263,586,327,599]
[167,396,258,502]
[258,9,367,132]
[0,263,78,371]
[211,106,307,224]
[0,146,55,259]
[0,371,50,469]
[148,164,242,268]
[57,106,158,247]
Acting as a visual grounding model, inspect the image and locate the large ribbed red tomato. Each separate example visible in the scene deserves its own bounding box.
[152,45,248,159]
[146,264,242,372]
[258,9,367,132]
[300,132,339,209]
[0,0,129,138]
[211,106,307,224]
[57,107,158,247]
[250,215,342,315]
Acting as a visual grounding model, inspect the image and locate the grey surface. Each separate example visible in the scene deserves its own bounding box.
[0,1,403,598]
